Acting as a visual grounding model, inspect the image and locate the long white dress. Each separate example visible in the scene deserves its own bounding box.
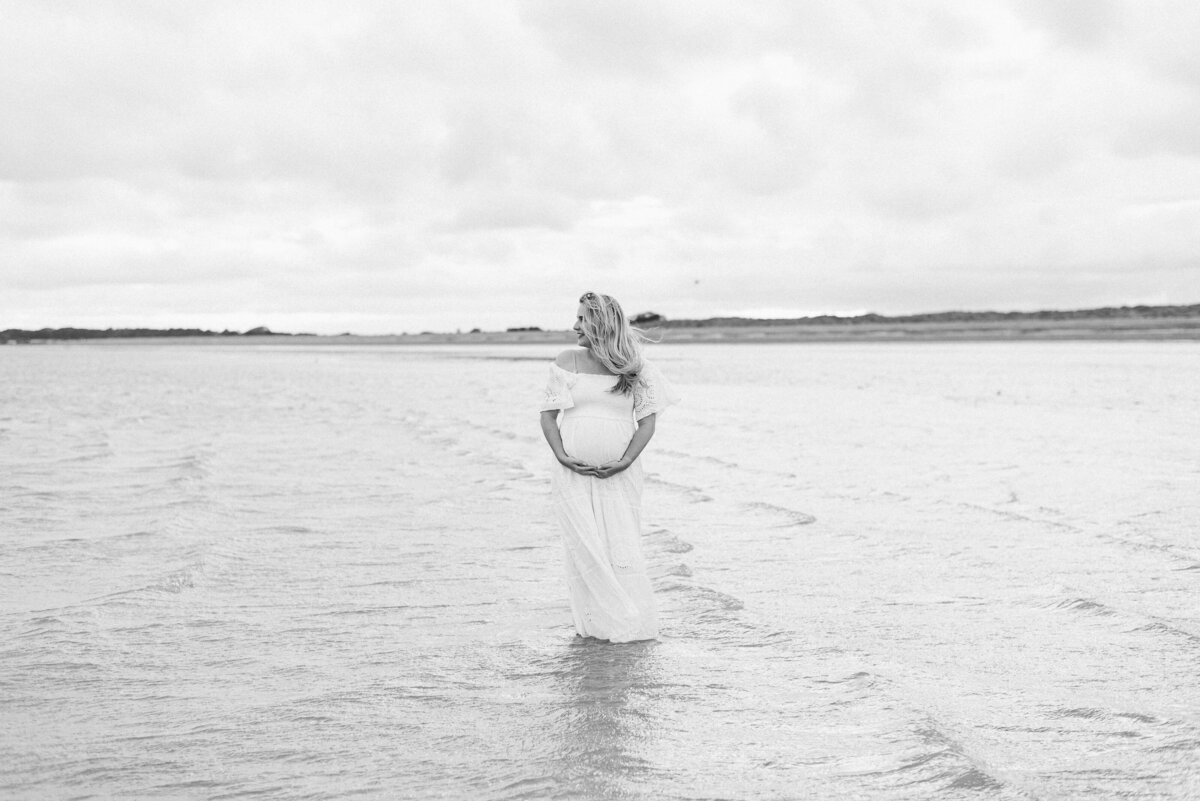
[540,361,677,643]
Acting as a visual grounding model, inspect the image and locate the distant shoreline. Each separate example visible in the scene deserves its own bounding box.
[9,317,1200,346]
[5,303,1200,345]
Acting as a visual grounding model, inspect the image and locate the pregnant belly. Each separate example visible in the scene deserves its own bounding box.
[561,417,633,464]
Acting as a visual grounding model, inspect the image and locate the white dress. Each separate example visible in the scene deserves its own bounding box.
[540,361,678,643]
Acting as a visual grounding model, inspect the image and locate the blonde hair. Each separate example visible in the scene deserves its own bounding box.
[579,292,645,395]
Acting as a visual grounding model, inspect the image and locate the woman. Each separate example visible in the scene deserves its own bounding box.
[539,292,678,643]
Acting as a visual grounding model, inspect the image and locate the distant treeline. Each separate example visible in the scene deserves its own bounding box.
[6,303,1199,342]
[660,303,1200,328]
[0,326,290,343]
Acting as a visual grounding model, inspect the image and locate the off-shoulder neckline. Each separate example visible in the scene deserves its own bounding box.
[550,363,618,378]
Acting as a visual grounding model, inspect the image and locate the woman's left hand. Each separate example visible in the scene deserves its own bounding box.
[592,458,631,479]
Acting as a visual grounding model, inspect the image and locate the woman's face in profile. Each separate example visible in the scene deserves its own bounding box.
[573,304,589,347]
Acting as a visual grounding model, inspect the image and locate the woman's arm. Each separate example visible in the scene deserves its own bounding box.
[592,413,656,479]
[540,410,596,476]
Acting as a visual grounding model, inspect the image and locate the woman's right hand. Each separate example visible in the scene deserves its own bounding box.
[557,455,596,476]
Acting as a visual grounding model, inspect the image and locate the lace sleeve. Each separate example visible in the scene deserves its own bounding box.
[633,361,680,420]
[539,364,576,412]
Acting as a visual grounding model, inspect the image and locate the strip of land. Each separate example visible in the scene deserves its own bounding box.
[4,303,1199,345]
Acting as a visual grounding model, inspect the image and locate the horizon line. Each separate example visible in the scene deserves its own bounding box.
[4,300,1200,339]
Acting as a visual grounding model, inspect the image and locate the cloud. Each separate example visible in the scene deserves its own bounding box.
[1,0,1199,333]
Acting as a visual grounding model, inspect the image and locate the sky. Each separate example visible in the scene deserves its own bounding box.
[3,1,1199,334]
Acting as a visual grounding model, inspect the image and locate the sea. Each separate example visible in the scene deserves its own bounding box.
[1,340,1198,800]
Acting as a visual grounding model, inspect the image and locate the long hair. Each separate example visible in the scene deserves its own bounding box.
[578,292,646,395]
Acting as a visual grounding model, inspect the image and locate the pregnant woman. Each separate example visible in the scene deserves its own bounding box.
[539,292,678,643]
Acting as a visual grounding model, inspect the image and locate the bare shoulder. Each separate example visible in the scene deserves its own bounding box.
[639,358,663,376]
[553,349,582,369]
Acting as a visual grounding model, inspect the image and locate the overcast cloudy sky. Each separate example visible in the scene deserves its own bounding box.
[3,1,1199,334]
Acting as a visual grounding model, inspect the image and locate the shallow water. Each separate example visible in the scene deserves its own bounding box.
[1,341,1198,800]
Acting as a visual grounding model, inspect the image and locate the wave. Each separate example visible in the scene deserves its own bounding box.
[814,670,874,685]
[1051,597,1117,616]
[1129,620,1200,645]
[741,500,816,527]
[842,719,1024,796]
[645,527,693,554]
[1153,738,1200,752]
[1046,593,1200,647]
[643,474,713,503]
[654,447,741,469]
[653,576,757,645]
[1098,527,1200,570]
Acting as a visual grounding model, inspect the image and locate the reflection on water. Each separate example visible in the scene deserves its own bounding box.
[549,639,660,799]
